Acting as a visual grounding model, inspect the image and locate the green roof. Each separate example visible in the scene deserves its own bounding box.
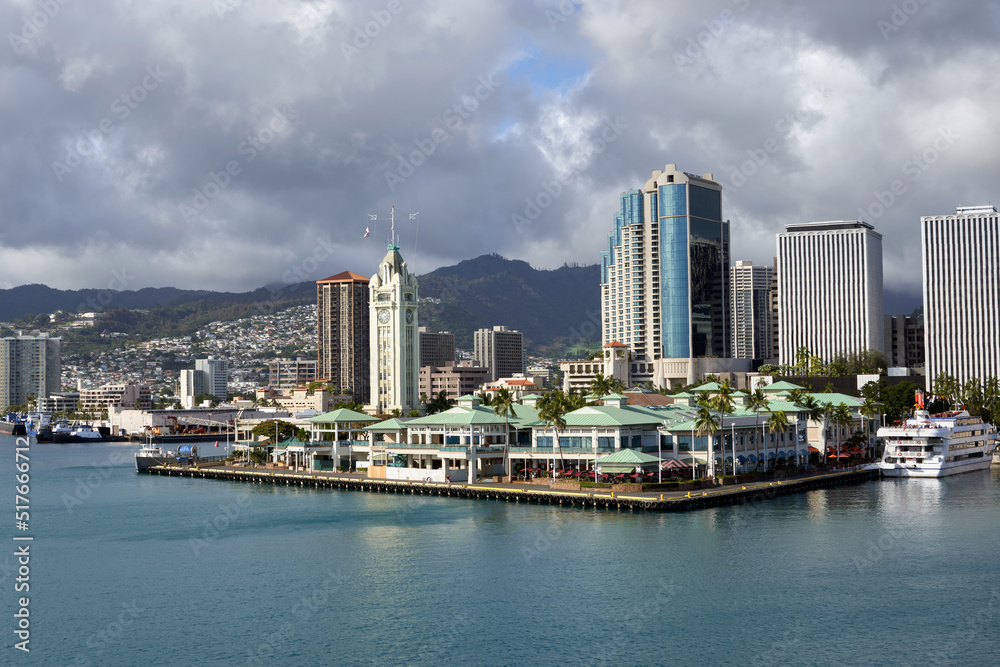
[761,381,805,392]
[595,449,662,465]
[364,418,412,432]
[307,408,379,424]
[403,405,507,426]
[808,393,863,407]
[690,382,723,392]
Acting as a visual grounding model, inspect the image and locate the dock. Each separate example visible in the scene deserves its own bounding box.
[141,465,879,511]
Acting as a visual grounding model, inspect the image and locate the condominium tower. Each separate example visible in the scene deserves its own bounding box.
[776,221,884,366]
[0,335,61,410]
[317,271,370,402]
[600,164,733,386]
[730,260,774,360]
[473,325,524,382]
[921,205,1000,387]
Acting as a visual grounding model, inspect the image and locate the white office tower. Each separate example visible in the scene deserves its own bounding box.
[195,357,229,400]
[922,205,1000,388]
[776,221,884,366]
[730,260,774,360]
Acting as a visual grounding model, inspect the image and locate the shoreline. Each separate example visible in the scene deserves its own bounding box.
[140,464,879,511]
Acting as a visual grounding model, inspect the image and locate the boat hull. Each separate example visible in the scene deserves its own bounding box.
[878,457,993,477]
[135,454,174,472]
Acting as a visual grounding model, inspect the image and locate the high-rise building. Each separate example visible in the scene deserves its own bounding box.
[776,220,884,366]
[731,260,774,360]
[418,328,455,368]
[316,271,370,402]
[178,369,205,409]
[0,334,61,410]
[884,314,924,371]
[922,205,1000,387]
[600,164,734,386]
[473,325,524,382]
[196,357,228,400]
[368,243,419,414]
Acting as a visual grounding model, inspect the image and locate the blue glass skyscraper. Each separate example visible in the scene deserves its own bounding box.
[601,164,730,372]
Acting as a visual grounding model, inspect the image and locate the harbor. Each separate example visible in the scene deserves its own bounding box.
[140,461,879,511]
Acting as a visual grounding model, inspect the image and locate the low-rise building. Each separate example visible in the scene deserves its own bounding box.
[418,361,491,404]
[79,383,152,416]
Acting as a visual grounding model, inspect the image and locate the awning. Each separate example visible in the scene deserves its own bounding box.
[737,455,748,463]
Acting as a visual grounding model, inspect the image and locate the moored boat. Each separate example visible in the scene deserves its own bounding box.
[876,408,997,477]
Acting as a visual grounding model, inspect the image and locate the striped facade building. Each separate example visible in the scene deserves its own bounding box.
[776,221,884,366]
[730,260,773,360]
[317,271,370,402]
[921,205,1000,388]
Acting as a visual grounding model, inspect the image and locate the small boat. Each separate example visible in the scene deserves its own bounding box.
[53,423,105,443]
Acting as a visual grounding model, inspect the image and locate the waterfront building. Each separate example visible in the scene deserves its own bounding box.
[481,375,544,401]
[368,241,419,414]
[473,325,525,382]
[196,357,229,400]
[0,334,61,410]
[418,328,455,368]
[79,382,152,416]
[776,220,884,366]
[731,260,774,360]
[38,391,79,414]
[316,271,370,402]
[921,205,1000,387]
[884,314,924,372]
[267,357,318,390]
[600,163,743,387]
[418,361,490,404]
[255,387,352,414]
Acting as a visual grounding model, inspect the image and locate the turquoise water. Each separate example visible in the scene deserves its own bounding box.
[3,437,1000,666]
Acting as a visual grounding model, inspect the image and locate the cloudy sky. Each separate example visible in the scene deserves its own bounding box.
[1,0,998,312]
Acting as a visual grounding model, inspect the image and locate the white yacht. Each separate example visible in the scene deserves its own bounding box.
[135,443,174,472]
[877,409,997,477]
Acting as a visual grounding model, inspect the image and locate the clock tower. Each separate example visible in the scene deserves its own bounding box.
[367,239,419,415]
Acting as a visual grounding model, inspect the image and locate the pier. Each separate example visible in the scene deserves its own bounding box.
[141,465,879,511]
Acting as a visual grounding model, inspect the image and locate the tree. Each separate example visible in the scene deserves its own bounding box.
[832,403,853,460]
[537,390,569,476]
[766,410,789,476]
[746,387,769,471]
[589,373,613,400]
[425,391,452,415]
[694,405,720,479]
[250,419,297,442]
[859,396,880,456]
[194,392,221,408]
[796,394,825,462]
[932,372,960,406]
[493,387,516,477]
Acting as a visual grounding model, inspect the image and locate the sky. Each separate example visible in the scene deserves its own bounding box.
[1,0,998,314]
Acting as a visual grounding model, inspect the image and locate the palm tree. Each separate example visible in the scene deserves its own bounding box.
[832,403,853,461]
[766,410,789,476]
[984,376,1000,425]
[932,372,960,407]
[694,405,720,479]
[746,387,769,472]
[589,373,613,400]
[796,395,825,465]
[859,396,879,459]
[713,381,737,475]
[492,387,516,478]
[537,390,568,477]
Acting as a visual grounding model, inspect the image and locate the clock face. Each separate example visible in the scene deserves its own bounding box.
[378,309,390,324]
[405,309,413,323]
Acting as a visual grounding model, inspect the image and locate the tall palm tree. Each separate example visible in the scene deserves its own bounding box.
[832,402,853,461]
[746,387,769,472]
[984,376,1000,426]
[537,390,568,476]
[766,410,789,476]
[933,372,960,408]
[859,396,879,458]
[493,387,516,478]
[694,405,720,479]
[796,395,825,465]
[713,381,736,475]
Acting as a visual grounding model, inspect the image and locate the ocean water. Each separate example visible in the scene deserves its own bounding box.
[3,436,1000,666]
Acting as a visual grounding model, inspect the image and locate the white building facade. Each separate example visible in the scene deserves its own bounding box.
[921,205,1000,388]
[731,260,774,360]
[777,221,884,366]
[368,243,419,414]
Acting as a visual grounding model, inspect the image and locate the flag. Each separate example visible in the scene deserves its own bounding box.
[215,441,219,447]
[364,227,370,238]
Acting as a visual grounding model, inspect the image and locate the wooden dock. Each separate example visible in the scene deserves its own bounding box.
[141,465,879,512]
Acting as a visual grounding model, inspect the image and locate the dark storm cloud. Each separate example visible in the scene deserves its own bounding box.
[0,0,997,310]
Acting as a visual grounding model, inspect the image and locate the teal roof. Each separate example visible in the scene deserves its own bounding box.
[403,405,507,426]
[364,418,412,432]
[595,449,662,465]
[761,381,805,392]
[520,393,543,400]
[308,408,378,424]
[808,393,863,407]
[539,405,669,428]
[690,382,723,392]
[671,391,695,398]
